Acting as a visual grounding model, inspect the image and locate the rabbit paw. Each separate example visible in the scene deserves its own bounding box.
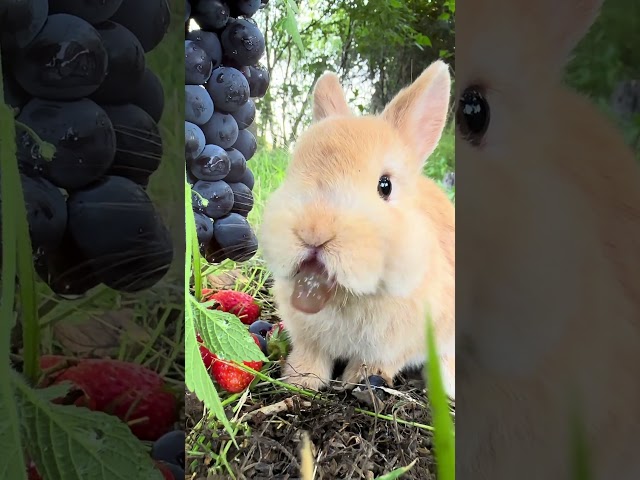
[340,359,395,390]
[280,349,332,391]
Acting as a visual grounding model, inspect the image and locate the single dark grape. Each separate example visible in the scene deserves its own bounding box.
[247,63,269,98]
[193,0,230,31]
[67,176,172,292]
[185,85,214,126]
[151,430,186,468]
[132,68,165,123]
[189,144,230,181]
[186,30,222,70]
[201,112,238,149]
[193,211,214,251]
[205,66,249,113]
[110,0,170,53]
[213,212,258,262]
[103,104,163,186]
[13,14,108,100]
[223,148,246,182]
[205,234,228,263]
[35,228,101,298]
[192,180,234,219]
[185,40,213,85]
[228,182,253,217]
[185,121,206,163]
[229,0,261,17]
[248,320,274,338]
[231,129,257,160]
[2,64,30,113]
[2,175,68,255]
[231,98,255,129]
[48,0,124,24]
[0,0,48,50]
[221,18,265,67]
[16,98,116,190]
[91,21,146,104]
[237,167,254,190]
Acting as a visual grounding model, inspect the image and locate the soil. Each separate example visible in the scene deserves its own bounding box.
[185,365,441,480]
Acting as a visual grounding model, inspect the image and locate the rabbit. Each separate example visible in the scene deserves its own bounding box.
[259,60,456,398]
[456,0,640,479]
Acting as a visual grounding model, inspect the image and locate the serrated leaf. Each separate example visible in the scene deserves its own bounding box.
[190,296,266,363]
[0,377,27,480]
[11,370,163,480]
[425,317,455,480]
[185,304,237,445]
[374,459,418,479]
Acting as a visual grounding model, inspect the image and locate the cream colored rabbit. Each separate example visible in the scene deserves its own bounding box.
[456,0,640,479]
[260,61,455,397]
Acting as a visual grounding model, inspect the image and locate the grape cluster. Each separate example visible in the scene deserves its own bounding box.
[185,0,270,263]
[1,0,173,297]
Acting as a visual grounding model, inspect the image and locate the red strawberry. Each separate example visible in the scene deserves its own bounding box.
[204,290,260,325]
[51,359,177,441]
[211,335,263,393]
[197,333,216,370]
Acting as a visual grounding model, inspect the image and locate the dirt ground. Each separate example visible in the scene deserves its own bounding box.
[185,364,444,480]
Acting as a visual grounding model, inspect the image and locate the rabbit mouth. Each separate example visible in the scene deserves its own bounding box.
[290,257,337,314]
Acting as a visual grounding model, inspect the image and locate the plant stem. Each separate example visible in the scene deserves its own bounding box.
[0,52,40,384]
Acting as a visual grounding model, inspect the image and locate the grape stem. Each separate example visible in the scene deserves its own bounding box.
[0,52,41,385]
[14,121,56,161]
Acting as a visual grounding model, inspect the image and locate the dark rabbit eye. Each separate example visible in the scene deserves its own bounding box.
[456,86,490,146]
[378,175,392,199]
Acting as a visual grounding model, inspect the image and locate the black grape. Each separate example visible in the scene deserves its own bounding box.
[186,30,222,70]
[220,18,265,67]
[237,167,254,190]
[212,212,258,262]
[91,21,146,104]
[223,148,246,182]
[66,176,172,292]
[132,68,165,123]
[185,40,213,85]
[205,66,249,113]
[193,0,230,31]
[0,0,48,51]
[205,235,228,263]
[185,85,214,126]
[189,144,230,181]
[16,98,116,190]
[2,65,30,113]
[13,13,108,100]
[110,0,170,53]
[103,104,163,186]
[201,112,238,149]
[231,98,255,130]
[228,182,253,217]
[185,121,206,163]
[231,129,257,161]
[193,211,214,250]
[187,170,198,187]
[247,63,269,98]
[229,0,261,17]
[48,0,124,25]
[192,180,234,219]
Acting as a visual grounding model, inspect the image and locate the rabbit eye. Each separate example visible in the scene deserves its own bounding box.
[378,175,392,200]
[457,86,490,146]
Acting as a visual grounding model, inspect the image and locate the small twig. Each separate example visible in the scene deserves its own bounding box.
[240,396,312,422]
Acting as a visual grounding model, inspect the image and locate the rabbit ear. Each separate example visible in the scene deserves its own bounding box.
[381,60,451,165]
[539,0,604,64]
[312,72,352,122]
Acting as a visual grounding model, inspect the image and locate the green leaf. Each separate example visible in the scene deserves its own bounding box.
[283,0,304,53]
[425,316,455,480]
[374,459,418,479]
[184,304,237,445]
[190,296,266,363]
[11,371,163,480]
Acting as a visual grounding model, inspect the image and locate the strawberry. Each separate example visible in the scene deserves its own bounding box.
[211,334,263,393]
[266,322,290,359]
[51,359,177,441]
[197,333,216,370]
[203,289,260,325]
